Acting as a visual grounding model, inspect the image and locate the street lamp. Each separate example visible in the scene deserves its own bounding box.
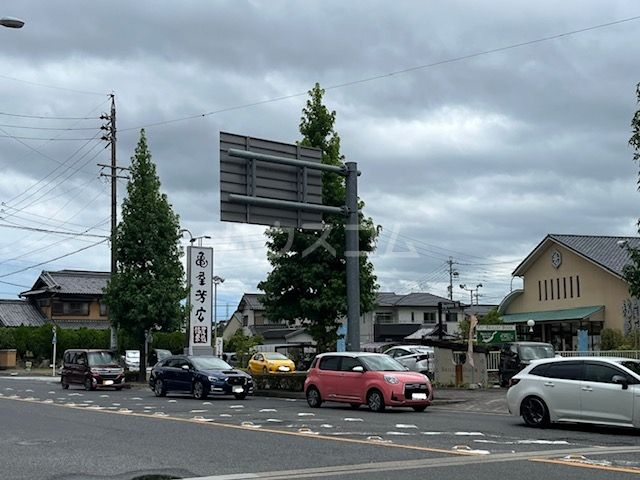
[527,319,535,333]
[213,275,225,356]
[179,229,211,246]
[0,17,24,28]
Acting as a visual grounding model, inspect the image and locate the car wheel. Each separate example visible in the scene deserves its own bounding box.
[84,377,94,391]
[306,386,322,408]
[234,393,247,400]
[367,389,385,412]
[521,396,549,428]
[193,380,208,400]
[61,376,69,390]
[154,379,166,397]
[412,405,427,412]
[350,403,360,409]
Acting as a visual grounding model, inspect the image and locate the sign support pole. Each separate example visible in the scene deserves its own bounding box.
[345,162,360,351]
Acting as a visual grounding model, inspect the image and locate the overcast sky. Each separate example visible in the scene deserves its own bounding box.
[1,1,639,319]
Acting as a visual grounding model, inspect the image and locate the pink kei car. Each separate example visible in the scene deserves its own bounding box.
[304,352,433,412]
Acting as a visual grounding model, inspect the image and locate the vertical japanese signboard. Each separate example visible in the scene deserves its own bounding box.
[188,246,213,355]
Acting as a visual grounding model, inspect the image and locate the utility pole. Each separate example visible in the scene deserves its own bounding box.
[460,283,482,306]
[99,94,128,351]
[447,257,458,300]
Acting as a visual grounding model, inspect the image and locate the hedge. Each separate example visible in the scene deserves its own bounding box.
[251,371,307,392]
[0,326,186,361]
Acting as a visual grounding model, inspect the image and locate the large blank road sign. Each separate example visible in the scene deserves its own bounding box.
[220,132,323,228]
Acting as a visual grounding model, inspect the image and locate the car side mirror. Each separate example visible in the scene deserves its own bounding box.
[352,366,364,373]
[612,375,629,390]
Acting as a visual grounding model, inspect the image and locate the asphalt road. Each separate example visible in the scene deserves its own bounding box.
[1,376,639,480]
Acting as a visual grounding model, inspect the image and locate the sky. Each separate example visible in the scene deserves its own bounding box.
[1,1,639,320]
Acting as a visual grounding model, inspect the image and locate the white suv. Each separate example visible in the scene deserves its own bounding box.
[506,356,640,429]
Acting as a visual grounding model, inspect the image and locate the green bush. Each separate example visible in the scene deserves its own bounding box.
[151,331,186,353]
[251,371,307,392]
[600,328,626,350]
[0,326,186,361]
[0,328,16,349]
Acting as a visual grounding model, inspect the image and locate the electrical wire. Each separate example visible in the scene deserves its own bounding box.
[0,239,108,279]
[0,123,102,131]
[0,223,109,239]
[0,74,105,96]
[119,14,640,132]
[0,111,100,120]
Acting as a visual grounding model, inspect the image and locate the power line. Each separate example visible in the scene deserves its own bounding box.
[0,74,105,96]
[0,222,109,239]
[0,279,29,288]
[0,239,108,279]
[0,111,99,120]
[0,123,101,131]
[120,14,640,132]
[0,134,99,141]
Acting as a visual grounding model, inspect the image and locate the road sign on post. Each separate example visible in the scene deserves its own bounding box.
[219,132,362,350]
[476,325,516,345]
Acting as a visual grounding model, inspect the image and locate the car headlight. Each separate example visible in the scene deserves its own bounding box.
[384,375,399,384]
[208,376,220,382]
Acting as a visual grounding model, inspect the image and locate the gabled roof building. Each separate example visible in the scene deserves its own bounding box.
[499,234,640,351]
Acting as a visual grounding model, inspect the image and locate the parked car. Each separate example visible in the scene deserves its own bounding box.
[383,345,434,378]
[248,352,296,374]
[149,355,254,400]
[123,350,140,371]
[148,348,172,366]
[221,352,238,367]
[61,349,125,391]
[499,341,556,387]
[304,352,433,412]
[506,356,640,429]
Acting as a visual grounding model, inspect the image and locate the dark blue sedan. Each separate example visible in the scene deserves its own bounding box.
[149,355,254,400]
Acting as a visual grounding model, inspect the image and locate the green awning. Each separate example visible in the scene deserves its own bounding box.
[500,305,604,324]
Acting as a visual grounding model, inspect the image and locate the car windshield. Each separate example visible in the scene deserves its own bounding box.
[191,357,232,370]
[360,355,406,371]
[618,360,640,376]
[87,351,117,366]
[518,345,555,361]
[265,353,289,360]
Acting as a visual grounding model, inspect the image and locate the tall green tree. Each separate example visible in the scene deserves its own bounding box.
[258,83,379,352]
[623,83,640,297]
[103,130,187,380]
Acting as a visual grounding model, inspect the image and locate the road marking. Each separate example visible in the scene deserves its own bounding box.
[4,393,640,472]
[531,457,640,475]
[176,445,640,480]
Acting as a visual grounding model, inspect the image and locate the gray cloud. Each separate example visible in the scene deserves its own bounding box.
[1,0,639,310]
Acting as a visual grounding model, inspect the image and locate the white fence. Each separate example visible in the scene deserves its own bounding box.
[486,350,640,371]
[557,350,640,359]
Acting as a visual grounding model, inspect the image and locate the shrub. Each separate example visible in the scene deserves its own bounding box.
[0,328,16,349]
[251,371,307,392]
[600,328,625,350]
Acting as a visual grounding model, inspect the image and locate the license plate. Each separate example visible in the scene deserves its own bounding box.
[232,386,244,393]
[412,393,427,400]
[103,380,114,386]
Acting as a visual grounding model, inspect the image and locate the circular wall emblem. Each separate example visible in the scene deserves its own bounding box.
[551,250,562,269]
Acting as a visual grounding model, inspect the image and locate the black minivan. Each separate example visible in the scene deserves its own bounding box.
[498,342,555,387]
[61,349,125,391]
